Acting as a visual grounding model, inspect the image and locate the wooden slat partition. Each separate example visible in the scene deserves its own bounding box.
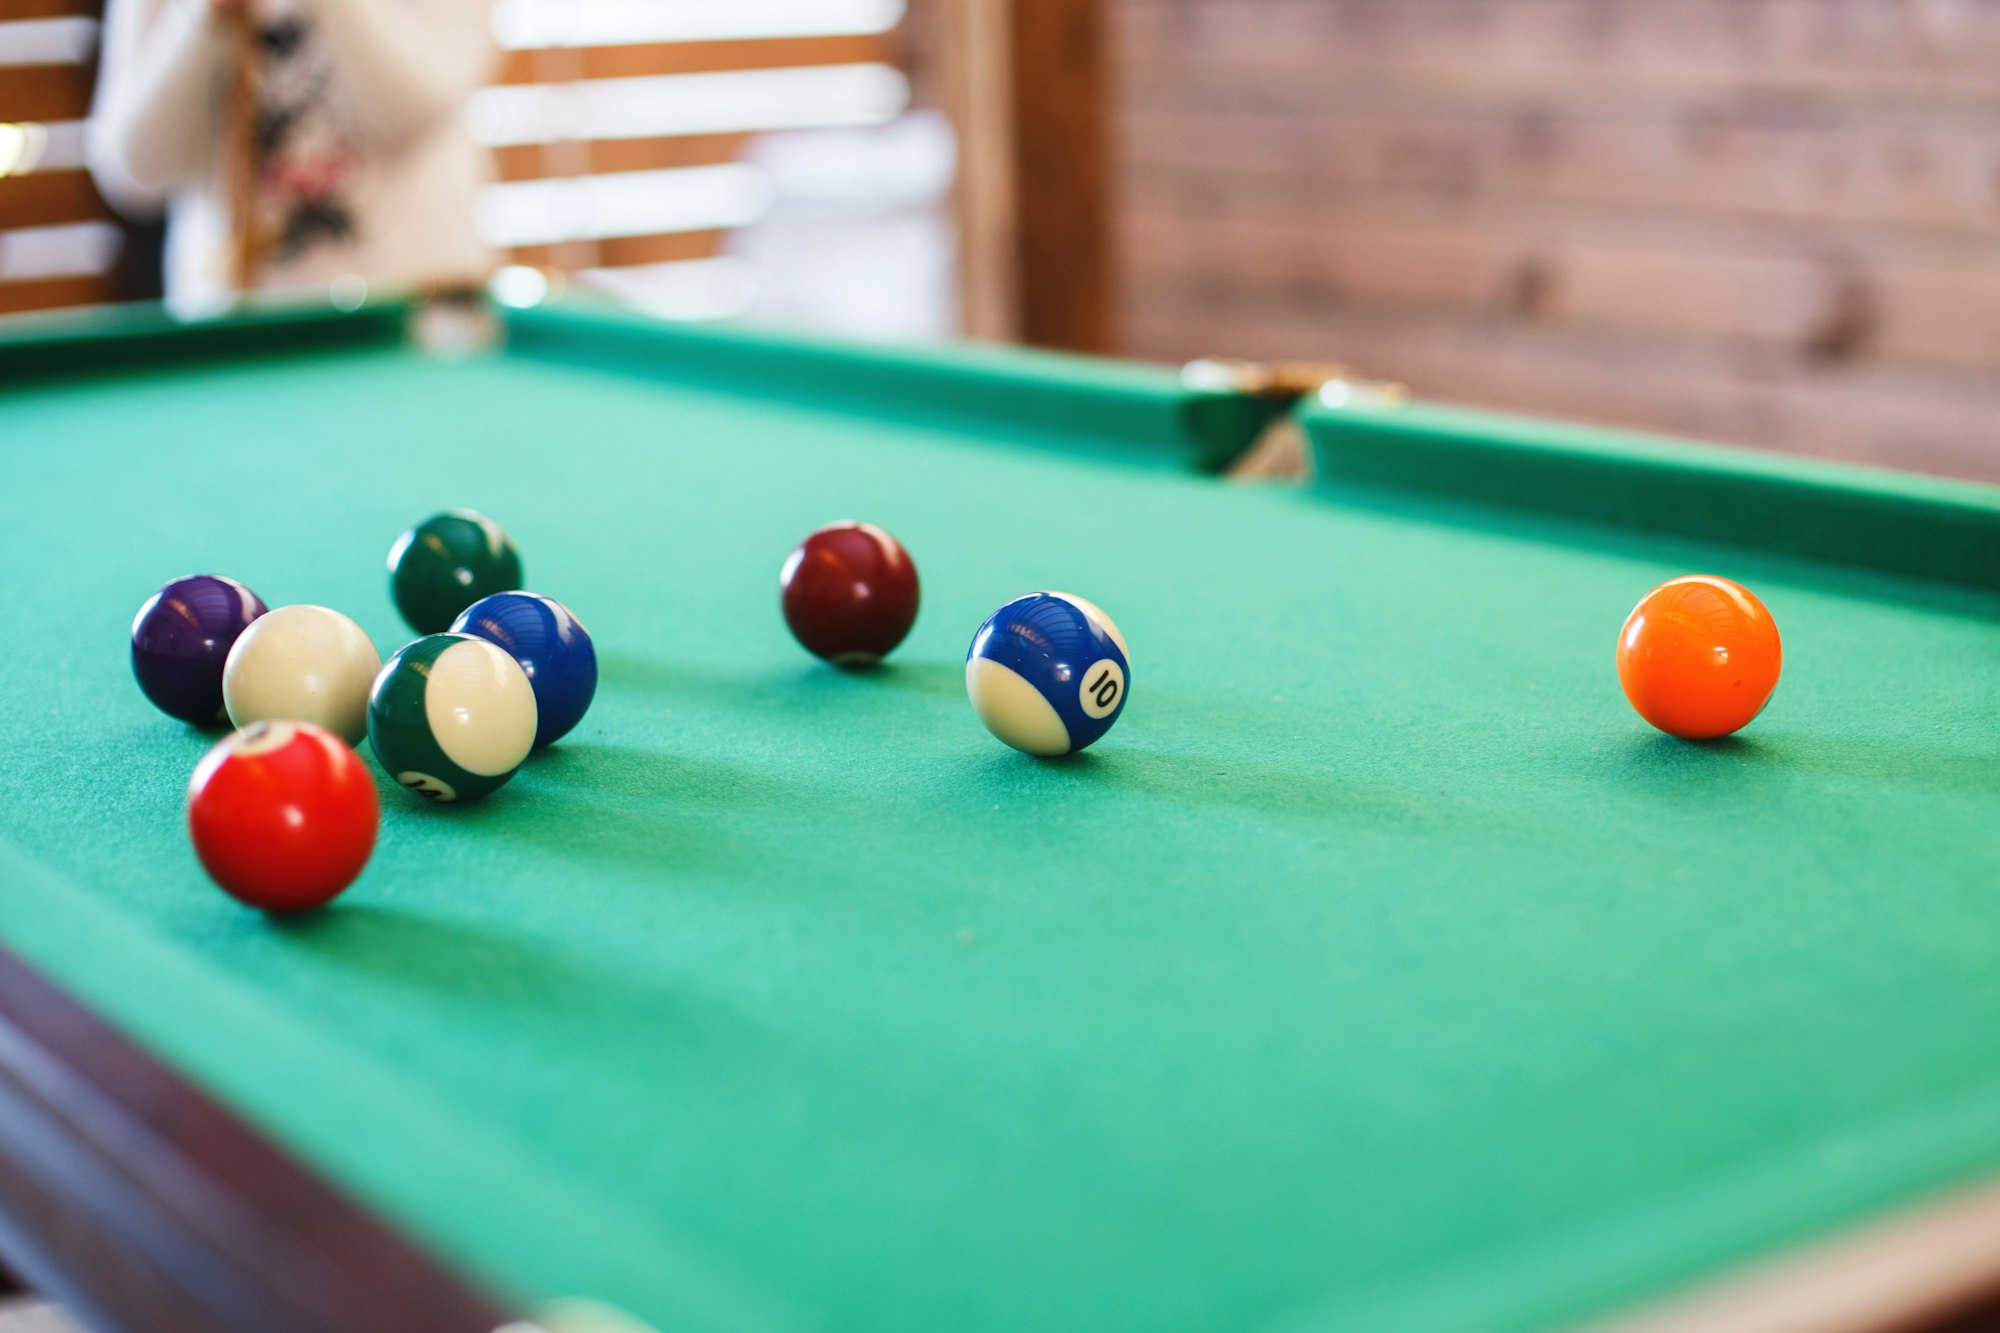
[3,64,90,124]
[1109,0,2000,480]
[0,5,119,314]
[495,26,910,277]
[0,8,913,316]
[510,230,727,270]
[0,0,95,18]
[0,272,111,315]
[0,171,103,228]
[491,134,748,184]
[495,33,893,86]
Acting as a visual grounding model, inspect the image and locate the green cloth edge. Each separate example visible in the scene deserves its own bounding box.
[0,297,1279,469]
[0,301,411,387]
[503,300,1279,471]
[1281,1072,2000,1330]
[1301,397,2000,592]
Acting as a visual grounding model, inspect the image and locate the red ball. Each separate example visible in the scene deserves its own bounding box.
[187,720,379,912]
[780,521,920,666]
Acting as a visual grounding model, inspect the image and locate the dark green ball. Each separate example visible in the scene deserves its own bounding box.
[387,509,524,634]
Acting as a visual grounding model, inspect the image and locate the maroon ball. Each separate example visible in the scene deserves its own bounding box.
[780,522,919,666]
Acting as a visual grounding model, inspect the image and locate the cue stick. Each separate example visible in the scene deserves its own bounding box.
[223,3,262,296]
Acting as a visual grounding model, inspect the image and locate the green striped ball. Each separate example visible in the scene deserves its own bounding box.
[368,634,538,802]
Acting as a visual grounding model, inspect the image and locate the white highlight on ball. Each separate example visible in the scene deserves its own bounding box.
[223,605,382,745]
[966,657,1072,756]
[425,639,538,776]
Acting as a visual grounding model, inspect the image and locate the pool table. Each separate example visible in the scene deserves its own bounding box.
[4,297,2000,1333]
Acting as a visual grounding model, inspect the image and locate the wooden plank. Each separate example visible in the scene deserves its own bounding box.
[1121,211,1852,352]
[1106,37,2000,122]
[0,272,111,314]
[0,63,91,123]
[1113,51,2000,119]
[495,33,893,85]
[931,0,1109,351]
[1111,0,2000,100]
[0,0,99,18]
[931,0,1019,341]
[491,133,748,183]
[0,169,105,228]
[1009,0,1111,352]
[1871,264,2000,374]
[1124,210,1522,313]
[1119,138,2000,373]
[587,230,727,269]
[1551,241,1844,352]
[509,229,724,270]
[1117,112,2000,238]
[0,943,515,1333]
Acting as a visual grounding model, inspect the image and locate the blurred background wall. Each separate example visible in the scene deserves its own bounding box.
[1109,0,2000,479]
[3,0,2000,477]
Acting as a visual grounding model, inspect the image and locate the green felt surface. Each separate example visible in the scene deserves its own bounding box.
[5,308,2000,1332]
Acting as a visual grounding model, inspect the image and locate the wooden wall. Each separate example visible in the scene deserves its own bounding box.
[1109,0,2000,479]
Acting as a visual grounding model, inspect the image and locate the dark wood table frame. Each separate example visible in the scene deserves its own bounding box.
[10,925,2000,1333]
[0,945,509,1333]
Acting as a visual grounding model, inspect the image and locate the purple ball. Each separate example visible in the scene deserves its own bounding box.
[131,575,268,725]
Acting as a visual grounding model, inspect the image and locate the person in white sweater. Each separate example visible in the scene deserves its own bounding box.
[90,0,496,317]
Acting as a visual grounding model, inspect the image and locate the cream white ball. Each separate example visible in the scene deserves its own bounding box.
[223,605,381,745]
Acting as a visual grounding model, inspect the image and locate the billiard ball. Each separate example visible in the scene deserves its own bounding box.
[368,633,538,801]
[386,509,524,634]
[131,574,268,725]
[966,592,1130,755]
[1618,575,1782,740]
[780,521,920,666]
[187,720,379,912]
[222,604,381,745]
[450,591,597,748]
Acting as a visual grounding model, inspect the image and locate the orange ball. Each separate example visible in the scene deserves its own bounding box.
[1617,576,1782,740]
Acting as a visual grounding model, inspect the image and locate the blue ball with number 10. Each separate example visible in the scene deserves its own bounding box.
[966,592,1130,756]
